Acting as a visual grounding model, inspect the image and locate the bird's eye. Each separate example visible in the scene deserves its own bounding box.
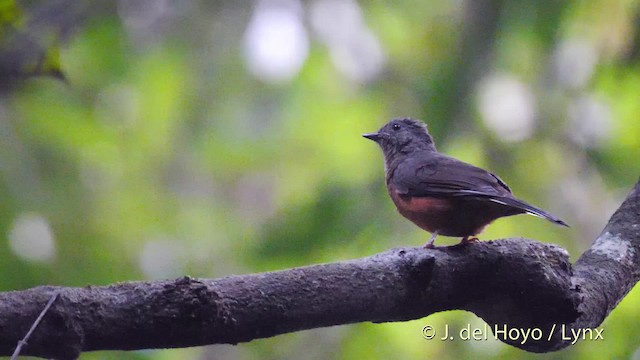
[392,124,401,131]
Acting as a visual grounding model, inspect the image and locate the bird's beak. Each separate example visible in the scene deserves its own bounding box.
[362,132,380,142]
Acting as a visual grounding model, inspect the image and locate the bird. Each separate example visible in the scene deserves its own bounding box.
[363,117,568,248]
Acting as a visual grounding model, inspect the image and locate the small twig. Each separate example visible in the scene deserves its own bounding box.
[10,291,60,360]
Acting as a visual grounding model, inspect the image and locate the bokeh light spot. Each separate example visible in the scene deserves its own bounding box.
[8,213,57,263]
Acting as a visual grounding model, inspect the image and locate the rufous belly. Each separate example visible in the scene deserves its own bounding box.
[387,188,520,237]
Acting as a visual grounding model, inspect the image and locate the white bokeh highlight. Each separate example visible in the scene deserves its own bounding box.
[310,0,385,83]
[8,213,57,263]
[567,94,611,148]
[139,237,186,279]
[243,0,309,84]
[477,74,537,142]
[553,39,597,89]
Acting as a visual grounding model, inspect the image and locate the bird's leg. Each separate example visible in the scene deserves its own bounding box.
[459,236,479,245]
[423,231,439,249]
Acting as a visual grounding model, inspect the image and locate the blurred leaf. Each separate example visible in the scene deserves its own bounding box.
[0,0,64,83]
[0,0,21,28]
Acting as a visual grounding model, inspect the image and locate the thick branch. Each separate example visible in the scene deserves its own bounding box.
[1,180,638,359]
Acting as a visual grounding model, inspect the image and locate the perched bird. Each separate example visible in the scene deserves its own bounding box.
[363,117,568,248]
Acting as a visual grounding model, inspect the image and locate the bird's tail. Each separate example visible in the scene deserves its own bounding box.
[489,196,569,227]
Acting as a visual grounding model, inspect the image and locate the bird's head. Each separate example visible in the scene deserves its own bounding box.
[363,118,436,158]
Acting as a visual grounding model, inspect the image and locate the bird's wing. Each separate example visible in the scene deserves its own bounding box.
[391,152,513,198]
[389,152,569,227]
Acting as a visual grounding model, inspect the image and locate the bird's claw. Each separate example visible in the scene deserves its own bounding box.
[423,231,439,249]
[459,236,479,245]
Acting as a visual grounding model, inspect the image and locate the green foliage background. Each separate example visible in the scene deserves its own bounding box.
[1,0,640,359]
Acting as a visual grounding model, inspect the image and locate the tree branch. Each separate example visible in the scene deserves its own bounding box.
[1,179,638,359]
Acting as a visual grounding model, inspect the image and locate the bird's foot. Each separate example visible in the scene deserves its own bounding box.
[423,231,439,249]
[459,236,479,245]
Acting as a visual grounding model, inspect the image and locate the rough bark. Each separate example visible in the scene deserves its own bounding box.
[0,179,638,359]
